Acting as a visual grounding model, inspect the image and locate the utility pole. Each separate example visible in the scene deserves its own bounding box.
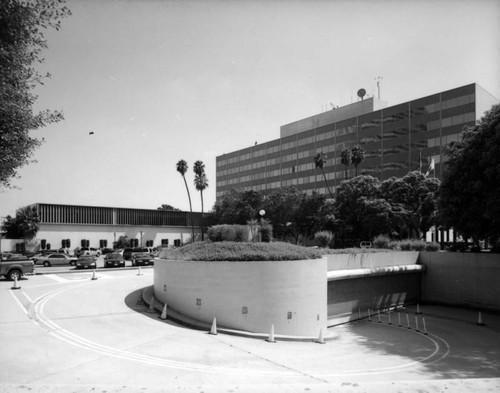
[375,76,383,99]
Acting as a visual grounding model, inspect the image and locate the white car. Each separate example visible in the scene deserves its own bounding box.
[77,247,101,257]
[34,253,78,267]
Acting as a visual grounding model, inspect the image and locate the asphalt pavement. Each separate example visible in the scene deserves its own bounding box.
[1,268,499,393]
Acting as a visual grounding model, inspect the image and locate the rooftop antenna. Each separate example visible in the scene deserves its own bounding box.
[375,76,383,99]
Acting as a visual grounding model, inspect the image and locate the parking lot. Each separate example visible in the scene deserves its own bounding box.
[1,269,500,393]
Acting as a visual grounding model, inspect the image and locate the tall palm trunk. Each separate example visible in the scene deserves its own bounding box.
[182,175,195,242]
[321,168,334,199]
[199,189,204,241]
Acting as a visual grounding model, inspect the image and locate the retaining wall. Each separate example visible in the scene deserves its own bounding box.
[153,258,327,337]
[419,252,500,310]
[326,251,421,325]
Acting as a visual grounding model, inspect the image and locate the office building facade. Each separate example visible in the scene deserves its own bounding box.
[216,83,498,199]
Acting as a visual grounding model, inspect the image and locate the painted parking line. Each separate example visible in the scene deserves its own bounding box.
[44,272,114,282]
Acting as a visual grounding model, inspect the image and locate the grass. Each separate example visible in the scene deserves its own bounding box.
[160,241,323,262]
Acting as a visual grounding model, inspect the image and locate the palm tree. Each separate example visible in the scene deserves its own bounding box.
[351,145,365,176]
[193,160,208,241]
[313,152,334,198]
[176,159,195,243]
[340,148,351,179]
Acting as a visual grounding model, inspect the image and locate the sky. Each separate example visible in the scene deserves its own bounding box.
[1,0,499,220]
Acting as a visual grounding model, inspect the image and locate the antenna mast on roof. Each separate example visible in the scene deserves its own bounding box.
[375,76,383,99]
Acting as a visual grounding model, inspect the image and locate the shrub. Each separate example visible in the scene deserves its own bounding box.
[314,231,333,248]
[424,242,440,251]
[207,225,250,242]
[260,220,273,243]
[372,234,391,249]
[389,239,439,251]
[160,241,323,261]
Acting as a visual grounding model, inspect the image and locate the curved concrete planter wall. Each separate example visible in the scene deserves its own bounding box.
[154,258,327,337]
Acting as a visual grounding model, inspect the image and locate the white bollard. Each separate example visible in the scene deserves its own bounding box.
[388,311,392,325]
[11,276,21,290]
[415,316,420,332]
[477,311,485,326]
[416,303,422,314]
[160,304,167,320]
[406,313,411,329]
[210,317,218,335]
[398,312,402,327]
[137,266,143,276]
[316,328,326,344]
[368,308,372,321]
[266,324,276,343]
[422,317,428,335]
[91,269,97,280]
[377,310,381,323]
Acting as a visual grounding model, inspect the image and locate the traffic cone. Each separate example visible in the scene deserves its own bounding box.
[137,266,143,276]
[148,296,156,313]
[91,269,97,280]
[209,317,218,335]
[315,328,326,344]
[477,311,485,326]
[11,276,21,290]
[266,324,276,343]
[160,304,167,320]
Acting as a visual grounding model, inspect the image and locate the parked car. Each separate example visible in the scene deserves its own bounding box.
[104,253,125,268]
[76,255,97,269]
[76,247,101,257]
[123,248,135,260]
[34,253,78,267]
[0,253,34,281]
[131,252,154,266]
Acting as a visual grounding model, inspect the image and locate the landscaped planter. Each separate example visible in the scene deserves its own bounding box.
[154,258,327,337]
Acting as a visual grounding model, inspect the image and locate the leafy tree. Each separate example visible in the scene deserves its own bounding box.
[438,103,500,243]
[381,171,440,239]
[340,148,351,179]
[313,151,334,198]
[157,204,181,211]
[0,0,71,189]
[176,159,194,242]
[291,192,327,243]
[351,145,365,176]
[334,176,394,243]
[1,205,40,239]
[113,235,130,249]
[260,187,302,241]
[193,160,208,241]
[210,189,263,225]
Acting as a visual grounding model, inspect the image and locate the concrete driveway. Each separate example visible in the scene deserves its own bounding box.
[1,269,499,393]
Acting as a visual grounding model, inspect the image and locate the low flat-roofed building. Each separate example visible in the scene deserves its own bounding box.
[5,203,202,252]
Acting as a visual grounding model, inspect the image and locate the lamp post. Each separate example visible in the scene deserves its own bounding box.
[259,210,265,242]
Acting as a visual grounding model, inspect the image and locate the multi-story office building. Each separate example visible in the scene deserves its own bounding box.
[216,83,498,199]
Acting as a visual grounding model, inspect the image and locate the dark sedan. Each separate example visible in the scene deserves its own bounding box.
[104,253,125,268]
[131,252,154,266]
[76,255,97,269]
